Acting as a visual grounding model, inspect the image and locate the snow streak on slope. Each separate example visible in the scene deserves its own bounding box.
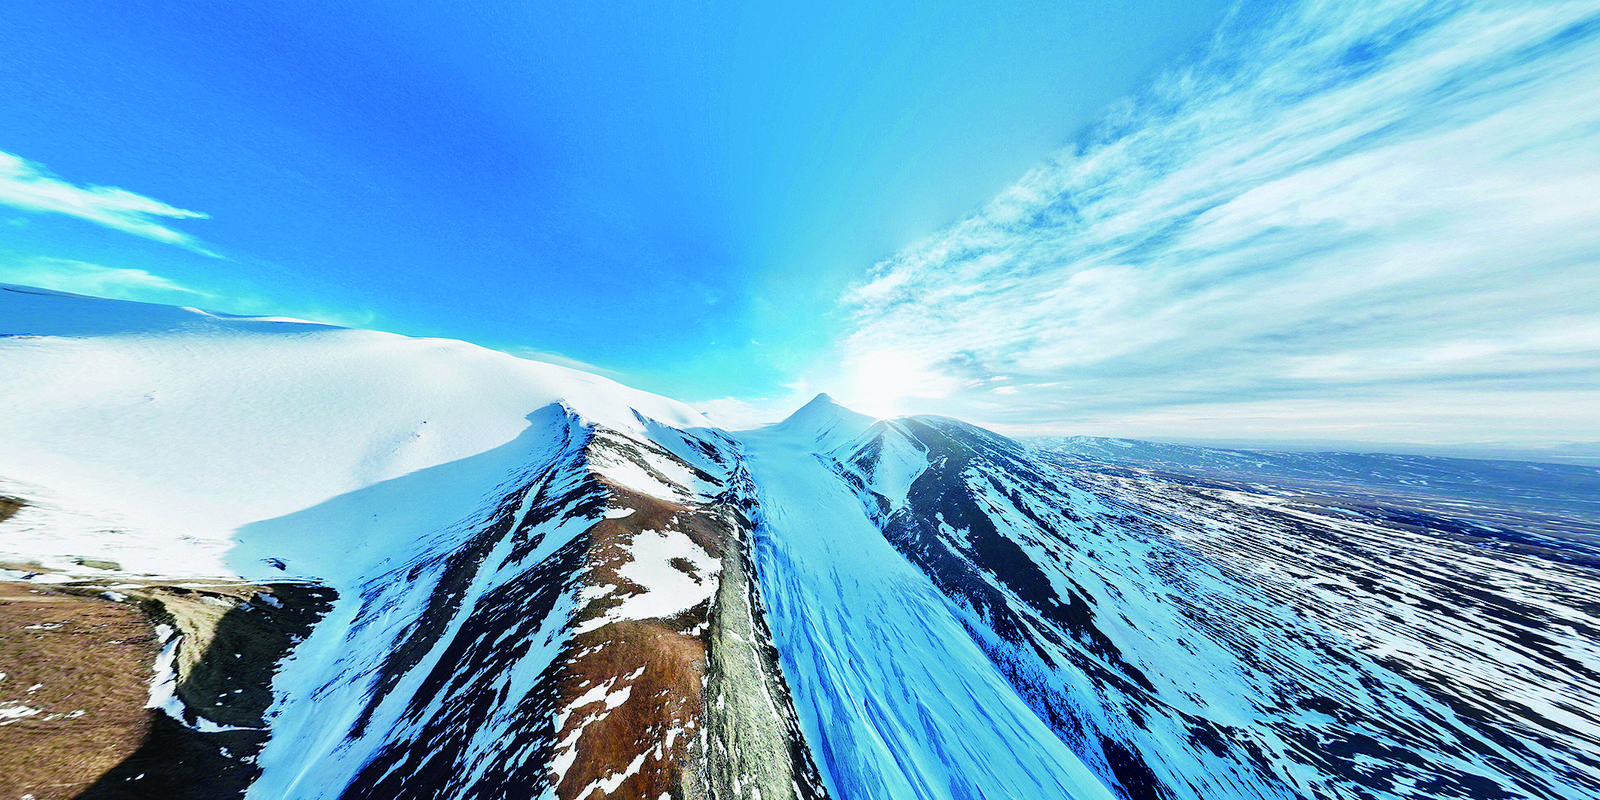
[247,404,593,798]
[739,398,1115,800]
[828,416,1600,800]
[1062,466,1600,799]
[255,413,829,800]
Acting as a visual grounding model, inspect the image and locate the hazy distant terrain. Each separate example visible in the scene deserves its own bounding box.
[1029,435,1600,566]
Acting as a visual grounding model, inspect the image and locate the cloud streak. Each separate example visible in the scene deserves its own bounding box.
[0,257,207,304]
[838,0,1600,445]
[0,151,211,250]
[0,256,384,330]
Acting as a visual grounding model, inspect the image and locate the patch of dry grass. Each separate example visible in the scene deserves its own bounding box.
[0,579,334,799]
[0,582,155,800]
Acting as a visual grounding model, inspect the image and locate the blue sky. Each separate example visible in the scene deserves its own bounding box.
[0,1,1223,385]
[3,0,1597,446]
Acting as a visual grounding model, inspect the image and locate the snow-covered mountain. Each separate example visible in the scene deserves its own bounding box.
[3,284,1597,800]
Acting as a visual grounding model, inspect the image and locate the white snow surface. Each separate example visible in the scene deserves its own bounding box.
[739,420,1116,800]
[609,527,721,622]
[772,393,878,452]
[247,409,597,799]
[0,283,709,585]
[846,420,929,513]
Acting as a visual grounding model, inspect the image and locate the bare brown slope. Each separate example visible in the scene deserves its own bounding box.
[542,431,827,800]
[0,577,333,800]
[337,423,827,800]
[546,484,719,799]
[0,581,153,800]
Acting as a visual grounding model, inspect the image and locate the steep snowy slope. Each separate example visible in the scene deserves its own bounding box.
[0,284,826,799]
[822,416,1600,800]
[253,411,827,800]
[737,398,1114,800]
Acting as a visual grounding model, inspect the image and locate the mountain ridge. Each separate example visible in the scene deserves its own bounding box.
[3,285,1597,800]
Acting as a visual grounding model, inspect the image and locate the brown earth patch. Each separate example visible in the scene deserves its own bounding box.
[0,496,24,524]
[0,580,335,800]
[554,620,705,799]
[550,482,733,799]
[0,582,157,800]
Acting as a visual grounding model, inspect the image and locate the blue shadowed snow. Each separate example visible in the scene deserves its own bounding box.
[738,419,1116,800]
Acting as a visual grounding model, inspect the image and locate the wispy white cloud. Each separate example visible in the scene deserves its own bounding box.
[837,0,1600,445]
[0,151,212,251]
[0,257,208,304]
[0,256,377,329]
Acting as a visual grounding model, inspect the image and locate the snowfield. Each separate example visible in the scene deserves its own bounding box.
[4,283,1597,800]
[0,283,706,585]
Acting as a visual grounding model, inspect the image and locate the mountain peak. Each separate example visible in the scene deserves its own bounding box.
[776,392,876,450]
[799,391,840,408]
